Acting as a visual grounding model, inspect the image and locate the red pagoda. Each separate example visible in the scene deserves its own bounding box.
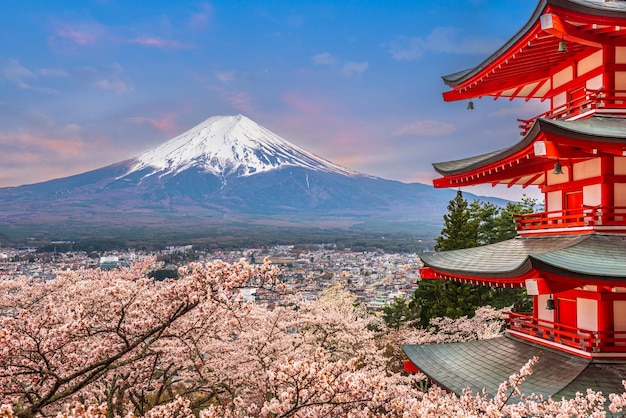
[403,0,626,401]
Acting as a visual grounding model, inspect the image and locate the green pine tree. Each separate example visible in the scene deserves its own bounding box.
[383,192,538,329]
[434,190,479,251]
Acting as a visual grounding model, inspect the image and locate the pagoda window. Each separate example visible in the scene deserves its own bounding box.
[553,91,567,111]
[578,50,602,77]
[586,74,603,91]
[553,67,574,90]
[577,298,598,332]
[547,166,569,186]
[547,190,563,213]
[573,159,600,181]
[582,184,601,207]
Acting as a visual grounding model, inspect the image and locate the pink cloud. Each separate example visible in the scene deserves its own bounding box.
[126,114,180,135]
[128,37,192,49]
[0,122,129,187]
[53,21,191,50]
[281,90,326,116]
[277,90,388,162]
[55,24,102,45]
[18,133,85,156]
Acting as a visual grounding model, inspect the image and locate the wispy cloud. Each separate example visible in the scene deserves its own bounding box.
[38,68,68,77]
[214,69,255,84]
[188,3,213,30]
[312,53,336,66]
[341,62,368,77]
[67,63,133,94]
[55,23,104,45]
[53,20,191,50]
[17,132,85,155]
[0,115,128,187]
[310,53,368,77]
[387,26,498,61]
[1,59,133,95]
[215,70,236,84]
[395,120,456,136]
[0,58,58,94]
[0,58,35,89]
[126,37,192,49]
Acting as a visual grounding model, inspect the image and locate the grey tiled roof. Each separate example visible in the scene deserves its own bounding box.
[533,234,626,278]
[402,335,626,404]
[419,234,626,280]
[432,116,626,176]
[541,115,626,141]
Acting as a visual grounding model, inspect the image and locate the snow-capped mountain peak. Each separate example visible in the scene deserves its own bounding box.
[125,114,361,179]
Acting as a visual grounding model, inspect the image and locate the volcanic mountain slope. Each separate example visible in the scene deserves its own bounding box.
[0,114,504,237]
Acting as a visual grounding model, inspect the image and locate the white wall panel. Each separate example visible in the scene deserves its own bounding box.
[577,298,598,331]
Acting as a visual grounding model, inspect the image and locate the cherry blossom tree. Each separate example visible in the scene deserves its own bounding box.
[0,258,281,417]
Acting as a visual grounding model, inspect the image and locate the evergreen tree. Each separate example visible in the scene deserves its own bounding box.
[434,190,478,251]
[411,191,484,328]
[384,192,538,329]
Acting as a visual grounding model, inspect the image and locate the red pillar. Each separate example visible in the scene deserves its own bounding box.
[601,157,614,208]
[598,289,614,333]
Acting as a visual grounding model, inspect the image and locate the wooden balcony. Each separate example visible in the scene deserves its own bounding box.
[517,88,626,137]
[506,312,626,358]
[514,206,626,234]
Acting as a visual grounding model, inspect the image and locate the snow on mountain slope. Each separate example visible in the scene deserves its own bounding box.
[125,114,362,180]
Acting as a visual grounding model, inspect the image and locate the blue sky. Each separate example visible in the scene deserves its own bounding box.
[0,0,545,199]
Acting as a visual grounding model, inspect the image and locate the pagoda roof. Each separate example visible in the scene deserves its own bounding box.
[442,0,626,102]
[432,115,626,188]
[402,335,626,405]
[419,233,626,282]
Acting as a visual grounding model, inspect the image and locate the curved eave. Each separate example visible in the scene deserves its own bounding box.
[442,0,626,102]
[420,266,534,287]
[432,115,626,188]
[432,119,544,188]
[419,234,626,283]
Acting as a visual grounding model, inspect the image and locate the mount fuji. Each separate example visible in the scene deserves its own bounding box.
[0,115,502,240]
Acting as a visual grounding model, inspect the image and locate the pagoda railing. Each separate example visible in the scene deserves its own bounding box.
[517,88,626,136]
[506,312,626,354]
[514,206,626,232]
